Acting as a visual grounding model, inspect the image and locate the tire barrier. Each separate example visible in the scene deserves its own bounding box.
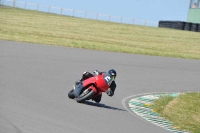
[198,24,200,32]
[184,22,191,31]
[159,20,200,33]
[159,21,185,30]
[191,23,198,32]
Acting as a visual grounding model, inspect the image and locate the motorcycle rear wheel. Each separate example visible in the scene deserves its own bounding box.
[76,89,95,103]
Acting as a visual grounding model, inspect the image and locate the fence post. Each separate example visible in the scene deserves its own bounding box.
[48,6,50,13]
[60,8,63,15]
[24,2,27,9]
[189,0,193,8]
[72,10,74,16]
[37,4,39,11]
[133,19,135,24]
[96,13,98,20]
[13,0,16,7]
[144,20,147,26]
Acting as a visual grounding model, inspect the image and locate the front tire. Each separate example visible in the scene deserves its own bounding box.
[76,89,95,103]
[68,89,75,99]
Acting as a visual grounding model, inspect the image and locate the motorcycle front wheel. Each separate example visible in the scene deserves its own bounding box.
[76,89,95,103]
[68,89,75,99]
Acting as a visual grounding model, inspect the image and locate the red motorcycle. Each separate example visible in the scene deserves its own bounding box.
[68,72,113,103]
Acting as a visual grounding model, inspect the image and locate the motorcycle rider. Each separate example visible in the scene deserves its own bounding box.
[74,69,117,103]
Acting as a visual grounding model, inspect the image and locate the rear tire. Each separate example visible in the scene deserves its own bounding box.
[76,89,95,103]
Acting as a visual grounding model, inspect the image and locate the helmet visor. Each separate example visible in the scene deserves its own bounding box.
[107,75,115,85]
[111,75,115,81]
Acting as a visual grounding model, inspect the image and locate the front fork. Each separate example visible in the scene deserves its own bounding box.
[73,82,83,98]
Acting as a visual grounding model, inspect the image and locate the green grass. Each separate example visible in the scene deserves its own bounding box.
[153,93,200,133]
[0,6,200,59]
[153,95,175,113]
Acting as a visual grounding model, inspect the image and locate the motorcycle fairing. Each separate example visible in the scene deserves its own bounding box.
[73,79,97,98]
[73,73,110,98]
[94,74,110,92]
[83,73,109,92]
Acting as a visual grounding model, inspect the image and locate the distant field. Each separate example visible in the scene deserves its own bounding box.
[0,6,200,59]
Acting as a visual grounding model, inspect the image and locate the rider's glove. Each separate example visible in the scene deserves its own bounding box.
[106,88,114,96]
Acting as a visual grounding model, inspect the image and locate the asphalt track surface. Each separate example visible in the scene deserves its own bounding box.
[0,40,200,133]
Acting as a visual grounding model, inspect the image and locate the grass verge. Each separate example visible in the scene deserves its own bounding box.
[0,6,200,59]
[153,92,200,133]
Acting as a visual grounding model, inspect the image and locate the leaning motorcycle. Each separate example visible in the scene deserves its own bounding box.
[68,72,112,103]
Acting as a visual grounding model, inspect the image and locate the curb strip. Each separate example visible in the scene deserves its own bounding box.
[123,93,190,133]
